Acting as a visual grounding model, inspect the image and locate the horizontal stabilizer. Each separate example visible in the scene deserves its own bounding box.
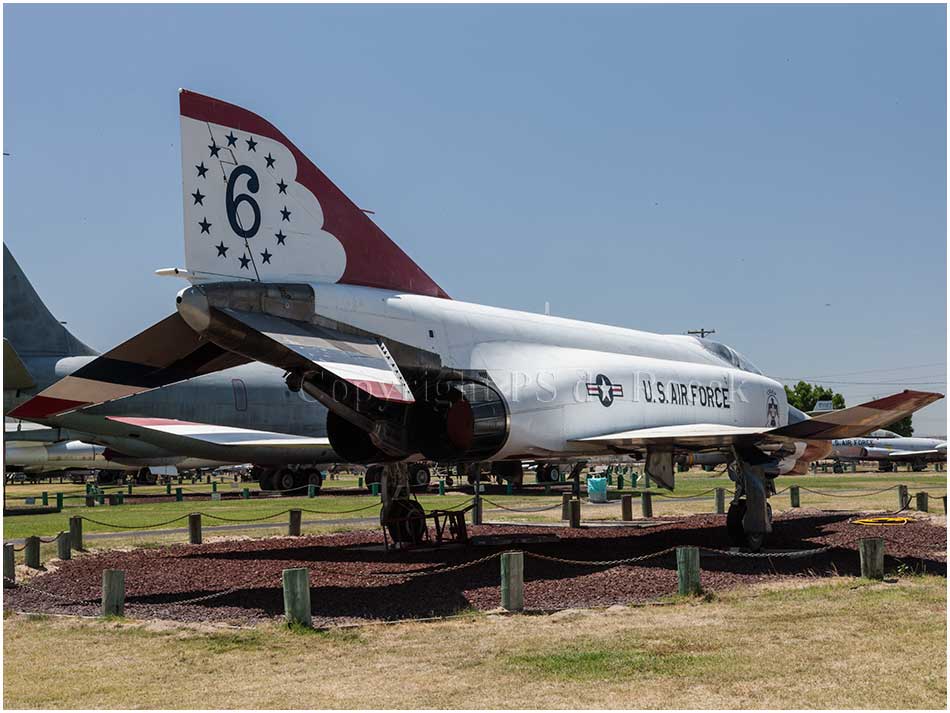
[771,390,943,440]
[8,314,249,419]
[221,309,415,403]
[574,423,767,450]
[105,417,334,450]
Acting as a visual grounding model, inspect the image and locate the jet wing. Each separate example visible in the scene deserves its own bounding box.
[104,417,335,451]
[876,449,945,461]
[571,391,943,451]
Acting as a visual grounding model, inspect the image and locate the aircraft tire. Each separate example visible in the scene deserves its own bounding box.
[274,468,296,492]
[305,468,323,492]
[258,468,276,491]
[726,499,747,547]
[382,499,426,545]
[409,465,431,491]
[547,466,561,483]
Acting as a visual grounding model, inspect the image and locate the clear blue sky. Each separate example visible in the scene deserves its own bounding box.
[4,4,947,434]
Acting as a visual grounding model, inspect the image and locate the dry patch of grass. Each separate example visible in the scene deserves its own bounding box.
[4,575,945,709]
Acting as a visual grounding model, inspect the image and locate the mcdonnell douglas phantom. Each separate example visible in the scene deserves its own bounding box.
[12,90,942,549]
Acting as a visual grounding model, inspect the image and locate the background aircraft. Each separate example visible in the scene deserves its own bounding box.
[830,429,946,472]
[15,91,941,549]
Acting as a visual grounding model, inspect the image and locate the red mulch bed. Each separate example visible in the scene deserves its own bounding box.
[6,512,945,626]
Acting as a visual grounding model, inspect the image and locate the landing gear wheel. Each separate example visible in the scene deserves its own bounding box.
[365,465,383,492]
[257,468,276,491]
[137,467,157,485]
[382,499,426,545]
[305,469,323,491]
[536,464,549,483]
[409,466,431,491]
[274,468,296,492]
[547,466,561,483]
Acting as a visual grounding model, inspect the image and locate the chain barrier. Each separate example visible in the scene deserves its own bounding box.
[3,576,99,605]
[368,551,503,578]
[653,488,725,500]
[298,501,382,515]
[799,484,900,498]
[200,510,291,523]
[481,498,564,513]
[699,545,835,559]
[158,583,256,606]
[80,514,190,529]
[524,547,678,567]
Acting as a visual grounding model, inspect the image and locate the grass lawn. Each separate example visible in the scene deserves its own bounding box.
[3,575,945,709]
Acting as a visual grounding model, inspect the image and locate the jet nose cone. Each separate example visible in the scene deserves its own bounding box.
[176,286,211,333]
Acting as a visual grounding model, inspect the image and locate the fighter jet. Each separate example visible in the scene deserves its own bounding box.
[13,90,942,548]
[831,429,947,472]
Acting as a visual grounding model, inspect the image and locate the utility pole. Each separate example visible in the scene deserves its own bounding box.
[687,328,716,339]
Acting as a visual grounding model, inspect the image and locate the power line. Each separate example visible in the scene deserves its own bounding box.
[779,377,946,386]
[787,361,946,379]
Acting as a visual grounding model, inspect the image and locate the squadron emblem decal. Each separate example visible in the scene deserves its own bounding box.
[766,389,780,427]
[587,374,623,407]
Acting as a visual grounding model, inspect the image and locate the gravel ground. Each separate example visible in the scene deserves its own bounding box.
[5,511,945,626]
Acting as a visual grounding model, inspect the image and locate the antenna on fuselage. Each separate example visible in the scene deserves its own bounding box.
[687,328,716,338]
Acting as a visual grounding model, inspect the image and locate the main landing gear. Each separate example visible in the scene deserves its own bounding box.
[254,465,324,494]
[726,447,776,552]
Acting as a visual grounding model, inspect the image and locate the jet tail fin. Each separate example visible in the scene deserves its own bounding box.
[178,90,449,298]
[3,245,97,358]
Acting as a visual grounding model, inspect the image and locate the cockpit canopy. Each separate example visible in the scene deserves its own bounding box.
[695,339,764,375]
[869,429,900,438]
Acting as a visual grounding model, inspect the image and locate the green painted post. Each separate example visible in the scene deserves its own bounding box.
[715,488,726,515]
[24,536,40,569]
[41,491,48,506]
[439,480,446,496]
[212,482,218,493]
[676,546,702,595]
[505,481,513,496]
[617,473,624,490]
[101,569,125,617]
[96,492,105,506]
[127,483,133,496]
[358,476,364,489]
[69,516,83,551]
[500,551,524,612]
[116,493,124,505]
[175,487,183,502]
[165,482,172,496]
[790,486,800,508]
[621,494,633,521]
[370,482,379,497]
[859,538,884,580]
[307,484,316,498]
[242,488,250,499]
[641,491,653,518]
[543,483,551,496]
[4,543,15,588]
[630,471,638,489]
[188,513,202,544]
[282,567,312,627]
[56,531,71,561]
[55,492,64,511]
[289,509,302,536]
[915,492,929,512]
[85,482,92,496]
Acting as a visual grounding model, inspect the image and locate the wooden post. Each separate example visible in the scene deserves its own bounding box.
[561,492,572,520]
[790,486,800,508]
[127,483,133,495]
[289,509,302,536]
[57,531,71,560]
[859,537,884,580]
[569,499,581,528]
[898,484,909,510]
[641,491,653,518]
[715,488,726,514]
[69,516,83,551]
[108,493,119,506]
[188,513,202,544]
[282,567,312,627]
[943,495,947,514]
[676,546,701,595]
[621,494,633,521]
[915,492,929,512]
[101,569,125,617]
[500,551,524,612]
[24,536,40,569]
[55,492,64,511]
[3,543,15,588]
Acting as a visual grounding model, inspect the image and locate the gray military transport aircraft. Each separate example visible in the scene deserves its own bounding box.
[13,90,942,549]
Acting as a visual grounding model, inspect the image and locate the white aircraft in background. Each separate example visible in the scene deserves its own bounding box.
[13,90,942,549]
[831,430,947,472]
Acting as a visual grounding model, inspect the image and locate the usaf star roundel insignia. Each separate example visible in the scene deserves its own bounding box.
[587,374,623,407]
